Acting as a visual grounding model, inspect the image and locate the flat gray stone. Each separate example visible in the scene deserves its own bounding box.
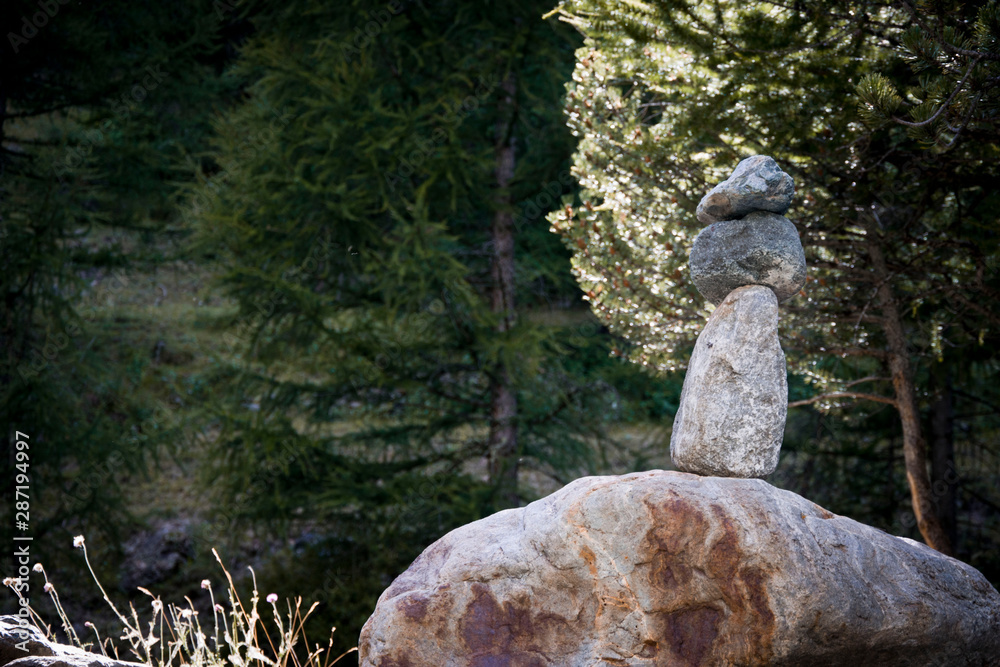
[0,618,52,667]
[670,285,786,478]
[359,471,1000,666]
[690,211,806,305]
[696,155,795,224]
[0,618,142,667]
[5,656,143,667]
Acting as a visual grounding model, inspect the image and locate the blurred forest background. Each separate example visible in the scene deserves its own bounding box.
[2,0,998,663]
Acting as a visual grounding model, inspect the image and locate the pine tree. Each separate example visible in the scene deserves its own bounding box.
[1,0,233,586]
[545,0,1000,557]
[187,0,666,652]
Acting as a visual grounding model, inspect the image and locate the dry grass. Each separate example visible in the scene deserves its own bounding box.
[4,537,356,667]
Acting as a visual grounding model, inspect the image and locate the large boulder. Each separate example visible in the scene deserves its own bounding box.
[359,471,1000,667]
[670,285,786,478]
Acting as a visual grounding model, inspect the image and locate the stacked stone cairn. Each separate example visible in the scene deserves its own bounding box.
[670,156,806,478]
[357,155,1000,665]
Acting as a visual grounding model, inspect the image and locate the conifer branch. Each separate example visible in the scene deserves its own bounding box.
[889,57,980,128]
[789,392,898,408]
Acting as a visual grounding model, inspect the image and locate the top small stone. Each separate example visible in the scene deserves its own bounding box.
[696,155,795,224]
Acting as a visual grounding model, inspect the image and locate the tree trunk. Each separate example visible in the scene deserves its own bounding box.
[0,75,7,179]
[931,368,958,551]
[487,72,519,507]
[864,220,953,555]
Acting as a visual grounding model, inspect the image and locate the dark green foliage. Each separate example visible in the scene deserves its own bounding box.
[858,2,1000,147]
[1,0,234,597]
[186,0,665,657]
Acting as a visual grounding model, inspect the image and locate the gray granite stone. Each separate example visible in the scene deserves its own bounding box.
[0,618,143,667]
[696,155,795,224]
[670,285,786,478]
[690,211,806,305]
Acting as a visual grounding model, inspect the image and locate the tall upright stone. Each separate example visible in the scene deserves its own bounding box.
[670,285,787,478]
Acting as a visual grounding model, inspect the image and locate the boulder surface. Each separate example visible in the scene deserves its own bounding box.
[670,285,786,478]
[0,618,142,667]
[359,471,1000,667]
[696,156,795,224]
[689,211,806,305]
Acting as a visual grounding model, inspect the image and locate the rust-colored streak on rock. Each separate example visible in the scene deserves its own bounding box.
[459,583,563,667]
[400,594,429,622]
[384,541,453,598]
[462,584,514,655]
[656,564,678,591]
[811,503,834,519]
[600,591,633,615]
[643,495,705,595]
[708,506,739,565]
[638,496,777,664]
[580,545,598,577]
[663,606,722,666]
[741,565,775,631]
[639,639,659,659]
[707,504,776,664]
[706,505,745,608]
[651,495,706,553]
[470,656,547,667]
